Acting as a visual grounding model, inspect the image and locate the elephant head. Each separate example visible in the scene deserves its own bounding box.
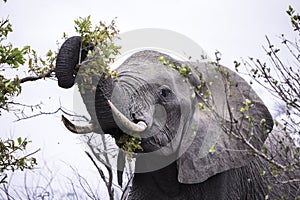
[56,36,274,184]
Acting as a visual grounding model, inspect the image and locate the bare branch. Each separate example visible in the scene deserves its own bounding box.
[85,148,115,200]
[19,69,55,84]
[14,105,89,122]
[85,151,107,185]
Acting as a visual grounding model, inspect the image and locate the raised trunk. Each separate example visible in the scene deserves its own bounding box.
[74,68,120,134]
[56,36,81,88]
[56,36,92,88]
[56,36,118,132]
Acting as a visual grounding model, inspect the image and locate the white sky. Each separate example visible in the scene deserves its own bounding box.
[1,0,300,197]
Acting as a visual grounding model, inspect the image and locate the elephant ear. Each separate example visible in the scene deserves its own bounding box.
[177,63,274,184]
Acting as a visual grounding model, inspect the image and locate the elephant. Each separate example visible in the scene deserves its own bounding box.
[56,36,300,200]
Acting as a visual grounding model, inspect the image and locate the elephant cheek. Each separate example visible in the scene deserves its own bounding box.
[141,108,181,153]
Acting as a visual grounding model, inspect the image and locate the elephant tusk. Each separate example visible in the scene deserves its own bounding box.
[61,115,95,134]
[108,100,147,132]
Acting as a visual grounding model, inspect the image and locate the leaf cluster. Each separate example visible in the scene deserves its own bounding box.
[0,137,38,184]
[117,134,143,159]
[0,18,56,113]
[75,16,119,49]
[287,5,300,33]
[158,56,191,76]
[75,16,120,94]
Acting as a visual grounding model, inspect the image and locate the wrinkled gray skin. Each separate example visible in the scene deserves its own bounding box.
[56,36,299,200]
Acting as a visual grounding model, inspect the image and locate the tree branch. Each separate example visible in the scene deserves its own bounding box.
[19,69,55,84]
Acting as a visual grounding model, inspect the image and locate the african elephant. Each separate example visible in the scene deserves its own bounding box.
[56,36,299,199]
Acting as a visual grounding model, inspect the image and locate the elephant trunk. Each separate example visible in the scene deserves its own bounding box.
[56,36,118,133]
[55,36,90,88]
[94,75,120,132]
[75,59,121,133]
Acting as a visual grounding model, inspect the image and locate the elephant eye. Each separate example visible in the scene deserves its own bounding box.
[159,86,173,98]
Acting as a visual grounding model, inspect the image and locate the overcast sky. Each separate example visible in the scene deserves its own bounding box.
[1,0,300,197]
[3,0,300,63]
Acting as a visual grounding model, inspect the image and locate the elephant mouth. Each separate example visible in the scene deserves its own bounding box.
[108,100,163,152]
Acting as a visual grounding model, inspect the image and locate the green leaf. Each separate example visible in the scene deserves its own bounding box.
[260,118,266,126]
[158,56,165,62]
[17,137,22,145]
[240,107,246,113]
[198,102,205,110]
[209,145,215,154]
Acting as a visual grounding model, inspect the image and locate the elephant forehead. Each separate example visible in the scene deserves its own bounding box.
[118,63,192,95]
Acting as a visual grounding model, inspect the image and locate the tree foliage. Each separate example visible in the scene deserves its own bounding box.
[0,15,34,185]
[0,138,38,184]
[0,0,55,184]
[233,5,300,188]
[235,5,299,142]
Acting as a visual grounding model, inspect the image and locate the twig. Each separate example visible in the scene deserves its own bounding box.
[85,151,114,200]
[14,106,89,122]
[120,175,133,200]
